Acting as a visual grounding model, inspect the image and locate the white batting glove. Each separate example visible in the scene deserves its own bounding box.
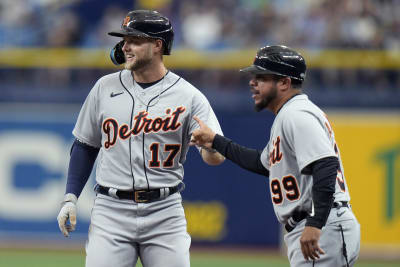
[57,193,78,237]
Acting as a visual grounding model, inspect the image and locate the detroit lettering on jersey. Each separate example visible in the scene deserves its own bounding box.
[102,106,186,149]
[269,136,283,166]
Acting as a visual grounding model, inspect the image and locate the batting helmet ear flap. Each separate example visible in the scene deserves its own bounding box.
[110,40,125,65]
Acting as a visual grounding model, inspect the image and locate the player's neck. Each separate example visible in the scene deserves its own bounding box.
[272,90,301,114]
[132,62,167,83]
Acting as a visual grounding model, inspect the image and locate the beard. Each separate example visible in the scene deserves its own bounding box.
[254,85,277,112]
[124,56,152,71]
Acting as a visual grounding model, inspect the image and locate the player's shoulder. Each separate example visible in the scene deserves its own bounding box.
[87,70,126,96]
[167,71,204,96]
[168,72,196,90]
[280,94,324,120]
[96,71,122,85]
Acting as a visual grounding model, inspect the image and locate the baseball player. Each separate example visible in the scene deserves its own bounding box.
[190,45,360,267]
[57,10,225,267]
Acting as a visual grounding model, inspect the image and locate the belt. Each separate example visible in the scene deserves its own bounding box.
[285,201,349,233]
[95,183,184,203]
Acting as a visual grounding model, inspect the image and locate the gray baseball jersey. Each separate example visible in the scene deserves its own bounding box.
[74,69,223,267]
[260,94,351,225]
[73,70,222,190]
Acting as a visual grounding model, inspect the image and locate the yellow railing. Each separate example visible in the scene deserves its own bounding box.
[0,48,399,69]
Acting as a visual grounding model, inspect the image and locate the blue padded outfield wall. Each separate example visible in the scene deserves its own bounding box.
[0,107,279,247]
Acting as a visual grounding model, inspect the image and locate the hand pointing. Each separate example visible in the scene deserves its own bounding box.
[190,116,216,149]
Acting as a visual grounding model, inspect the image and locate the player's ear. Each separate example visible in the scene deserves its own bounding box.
[277,77,291,90]
[154,39,163,54]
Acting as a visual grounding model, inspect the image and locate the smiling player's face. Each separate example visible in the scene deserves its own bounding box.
[249,74,279,112]
[122,36,156,71]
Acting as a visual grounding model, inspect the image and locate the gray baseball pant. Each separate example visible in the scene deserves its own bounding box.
[284,206,360,267]
[85,193,191,267]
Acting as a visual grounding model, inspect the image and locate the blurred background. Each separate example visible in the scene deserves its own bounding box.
[0,0,399,266]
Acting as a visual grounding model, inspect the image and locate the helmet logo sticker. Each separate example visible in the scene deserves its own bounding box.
[123,16,130,27]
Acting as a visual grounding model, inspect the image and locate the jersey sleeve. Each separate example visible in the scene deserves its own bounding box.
[72,80,102,148]
[189,90,223,136]
[283,110,336,171]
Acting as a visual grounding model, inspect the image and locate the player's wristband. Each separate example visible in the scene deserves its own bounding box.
[60,193,78,208]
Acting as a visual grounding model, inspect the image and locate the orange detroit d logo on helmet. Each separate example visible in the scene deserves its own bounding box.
[123,16,130,27]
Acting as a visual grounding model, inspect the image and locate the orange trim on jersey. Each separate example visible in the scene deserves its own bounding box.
[118,123,131,140]
[102,117,119,149]
[269,136,283,166]
[102,107,187,150]
[131,106,186,135]
[131,111,149,136]
[149,142,161,168]
[336,169,346,192]
[334,143,339,156]
[323,113,334,138]
[162,106,186,132]
[151,117,164,132]
[282,174,301,201]
[270,178,283,205]
[325,122,333,137]
[163,144,181,168]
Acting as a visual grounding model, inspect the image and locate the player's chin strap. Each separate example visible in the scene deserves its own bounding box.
[339,224,349,267]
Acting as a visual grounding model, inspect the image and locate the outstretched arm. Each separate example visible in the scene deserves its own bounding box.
[190,116,269,176]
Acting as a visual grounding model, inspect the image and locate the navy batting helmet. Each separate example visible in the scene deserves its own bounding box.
[108,10,174,55]
[240,45,306,81]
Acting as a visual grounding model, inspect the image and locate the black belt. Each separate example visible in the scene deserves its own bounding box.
[95,183,183,203]
[285,201,349,233]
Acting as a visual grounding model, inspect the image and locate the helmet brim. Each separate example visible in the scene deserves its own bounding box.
[239,65,282,76]
[108,29,150,38]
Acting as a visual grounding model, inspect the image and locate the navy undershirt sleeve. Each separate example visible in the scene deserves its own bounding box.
[212,134,269,176]
[65,139,100,197]
[304,156,338,229]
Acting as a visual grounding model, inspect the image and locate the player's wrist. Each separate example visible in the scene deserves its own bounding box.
[61,193,78,207]
[305,218,324,229]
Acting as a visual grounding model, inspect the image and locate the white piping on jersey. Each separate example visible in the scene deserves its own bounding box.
[132,74,166,108]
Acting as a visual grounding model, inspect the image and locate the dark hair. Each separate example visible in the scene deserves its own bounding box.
[291,78,303,89]
[273,75,303,89]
